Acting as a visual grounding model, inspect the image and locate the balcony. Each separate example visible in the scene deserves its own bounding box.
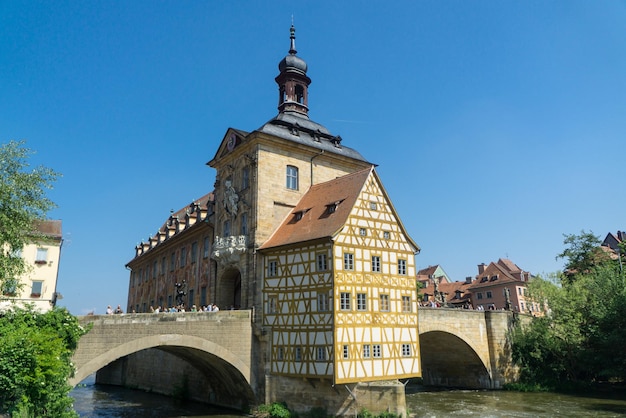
[212,235,247,266]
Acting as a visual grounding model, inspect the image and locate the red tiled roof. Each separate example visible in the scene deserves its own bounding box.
[259,167,374,250]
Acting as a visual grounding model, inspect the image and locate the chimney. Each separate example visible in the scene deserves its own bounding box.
[478,263,487,274]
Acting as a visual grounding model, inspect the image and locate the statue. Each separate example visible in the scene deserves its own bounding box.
[504,287,512,311]
[175,281,187,306]
[223,180,239,216]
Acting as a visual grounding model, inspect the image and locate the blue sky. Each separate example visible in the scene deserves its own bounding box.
[2,1,624,315]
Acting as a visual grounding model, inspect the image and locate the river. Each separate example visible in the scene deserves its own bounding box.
[71,377,626,417]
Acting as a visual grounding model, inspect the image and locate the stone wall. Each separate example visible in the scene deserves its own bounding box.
[266,375,407,417]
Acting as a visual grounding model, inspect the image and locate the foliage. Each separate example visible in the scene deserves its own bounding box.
[358,408,399,418]
[556,230,610,283]
[0,306,87,417]
[0,140,60,295]
[511,231,626,389]
[254,402,292,418]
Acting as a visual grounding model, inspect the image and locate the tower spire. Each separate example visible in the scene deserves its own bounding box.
[289,24,297,55]
[276,24,311,118]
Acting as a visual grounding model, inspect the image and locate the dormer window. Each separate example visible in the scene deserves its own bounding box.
[490,275,498,281]
[326,199,344,215]
[480,276,488,283]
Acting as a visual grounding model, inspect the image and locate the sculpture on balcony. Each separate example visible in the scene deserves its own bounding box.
[223,180,239,216]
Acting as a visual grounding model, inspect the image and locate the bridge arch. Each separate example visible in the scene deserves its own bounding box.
[71,333,255,408]
[419,330,492,388]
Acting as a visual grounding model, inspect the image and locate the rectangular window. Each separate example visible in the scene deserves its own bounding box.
[201,286,207,306]
[268,260,278,277]
[380,294,390,312]
[153,261,157,278]
[242,166,250,189]
[203,237,210,258]
[383,231,390,239]
[31,281,43,297]
[342,345,349,359]
[402,344,411,357]
[286,165,299,190]
[295,347,302,362]
[340,292,351,311]
[277,347,284,361]
[241,213,248,235]
[316,346,327,361]
[170,253,175,271]
[373,344,381,358]
[3,278,17,295]
[357,293,367,311]
[359,228,367,236]
[188,289,194,307]
[268,295,278,313]
[344,253,354,270]
[35,248,48,263]
[161,257,166,275]
[370,201,377,210]
[191,242,198,263]
[318,292,330,312]
[180,247,187,267]
[372,255,381,272]
[223,220,231,237]
[398,259,407,275]
[363,344,371,359]
[317,253,328,271]
[486,291,493,299]
[402,295,411,312]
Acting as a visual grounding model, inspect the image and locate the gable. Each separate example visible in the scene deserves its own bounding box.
[207,128,250,167]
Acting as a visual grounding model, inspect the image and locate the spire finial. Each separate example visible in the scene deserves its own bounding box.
[289,23,297,55]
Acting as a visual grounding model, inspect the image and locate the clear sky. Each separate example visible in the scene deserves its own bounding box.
[2,1,624,315]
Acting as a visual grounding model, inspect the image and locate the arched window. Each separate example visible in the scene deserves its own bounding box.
[295,84,305,104]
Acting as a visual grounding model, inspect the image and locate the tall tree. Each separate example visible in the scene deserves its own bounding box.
[556,230,610,283]
[0,140,60,295]
[511,231,626,388]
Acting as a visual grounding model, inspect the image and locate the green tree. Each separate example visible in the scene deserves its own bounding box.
[0,306,87,417]
[0,140,60,296]
[556,230,610,283]
[511,231,626,389]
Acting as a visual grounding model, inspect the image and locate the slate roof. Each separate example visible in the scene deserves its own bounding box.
[259,167,374,250]
[256,112,370,164]
[32,220,62,240]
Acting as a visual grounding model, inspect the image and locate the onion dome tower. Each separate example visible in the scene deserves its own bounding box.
[275,25,311,118]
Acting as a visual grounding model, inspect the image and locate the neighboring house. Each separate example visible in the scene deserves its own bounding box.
[602,230,625,252]
[1,220,63,312]
[126,25,422,388]
[467,259,539,314]
[416,265,451,286]
[418,276,473,308]
[126,193,215,313]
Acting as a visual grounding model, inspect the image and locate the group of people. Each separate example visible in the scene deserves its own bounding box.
[149,303,220,313]
[105,304,124,314]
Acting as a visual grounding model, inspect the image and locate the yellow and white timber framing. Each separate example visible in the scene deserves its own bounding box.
[262,169,421,384]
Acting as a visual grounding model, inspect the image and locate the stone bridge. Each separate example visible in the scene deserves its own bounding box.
[70,308,517,410]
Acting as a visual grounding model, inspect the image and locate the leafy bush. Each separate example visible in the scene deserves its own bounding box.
[0,306,87,417]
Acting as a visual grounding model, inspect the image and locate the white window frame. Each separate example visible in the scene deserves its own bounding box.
[398,259,407,275]
[357,293,367,311]
[402,344,411,357]
[317,253,328,271]
[268,260,278,277]
[286,165,299,190]
[372,255,381,273]
[380,294,390,312]
[340,292,351,311]
[363,344,371,359]
[344,253,354,270]
[373,344,382,358]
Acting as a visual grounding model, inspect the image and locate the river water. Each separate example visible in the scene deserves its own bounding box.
[71,377,626,417]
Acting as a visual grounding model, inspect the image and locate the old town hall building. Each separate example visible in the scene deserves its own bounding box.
[126,26,421,410]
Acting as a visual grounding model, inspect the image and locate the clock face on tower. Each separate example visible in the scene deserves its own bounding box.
[227,134,236,152]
